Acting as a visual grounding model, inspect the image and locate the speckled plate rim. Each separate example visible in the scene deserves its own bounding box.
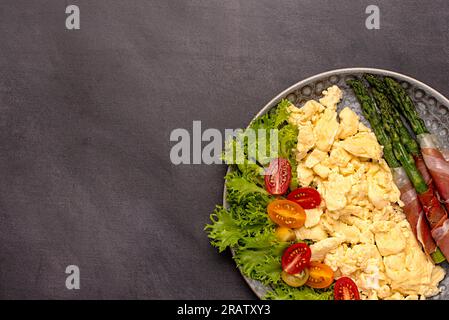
[223,67,449,299]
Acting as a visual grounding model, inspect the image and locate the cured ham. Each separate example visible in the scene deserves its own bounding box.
[428,133,449,162]
[393,167,436,255]
[442,149,449,162]
[418,134,449,210]
[417,187,447,228]
[414,153,447,224]
[414,154,433,188]
[394,163,449,260]
[432,219,449,261]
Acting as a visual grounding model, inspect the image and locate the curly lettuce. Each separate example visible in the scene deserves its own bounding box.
[234,231,288,285]
[206,206,242,252]
[264,283,334,300]
[205,99,333,300]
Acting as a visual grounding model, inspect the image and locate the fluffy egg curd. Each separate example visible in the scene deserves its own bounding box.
[286,85,445,300]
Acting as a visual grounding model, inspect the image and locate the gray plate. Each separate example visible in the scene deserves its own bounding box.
[223,67,449,300]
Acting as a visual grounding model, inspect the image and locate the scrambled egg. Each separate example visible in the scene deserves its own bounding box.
[288,85,445,300]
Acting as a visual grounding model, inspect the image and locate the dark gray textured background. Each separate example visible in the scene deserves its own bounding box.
[0,0,448,299]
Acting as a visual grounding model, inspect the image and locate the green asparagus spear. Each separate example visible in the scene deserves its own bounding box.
[384,77,429,135]
[371,89,428,194]
[432,248,446,264]
[347,79,400,168]
[364,74,389,95]
[365,74,421,156]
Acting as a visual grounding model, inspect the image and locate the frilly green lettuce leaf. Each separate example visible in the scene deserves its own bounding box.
[205,99,332,300]
[264,283,334,300]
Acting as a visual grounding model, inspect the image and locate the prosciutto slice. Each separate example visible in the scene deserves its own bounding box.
[413,153,447,225]
[442,149,449,162]
[417,187,447,228]
[414,153,433,187]
[393,167,436,255]
[432,219,449,260]
[418,133,449,210]
[429,133,449,162]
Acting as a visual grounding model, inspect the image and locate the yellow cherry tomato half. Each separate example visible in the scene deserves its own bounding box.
[275,226,296,242]
[306,262,334,289]
[281,269,310,287]
[267,199,306,229]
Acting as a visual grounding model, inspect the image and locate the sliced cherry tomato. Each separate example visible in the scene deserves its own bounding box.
[281,243,311,274]
[275,226,296,242]
[281,269,309,287]
[267,199,306,229]
[306,262,334,289]
[334,277,360,300]
[287,187,321,209]
[264,158,291,195]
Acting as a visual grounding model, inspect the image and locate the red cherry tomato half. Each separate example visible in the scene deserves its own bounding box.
[281,243,311,275]
[334,277,361,300]
[264,158,291,195]
[287,187,321,209]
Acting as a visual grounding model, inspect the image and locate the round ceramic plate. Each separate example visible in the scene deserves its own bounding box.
[223,67,449,300]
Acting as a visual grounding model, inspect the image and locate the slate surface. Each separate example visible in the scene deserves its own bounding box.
[0,0,448,299]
